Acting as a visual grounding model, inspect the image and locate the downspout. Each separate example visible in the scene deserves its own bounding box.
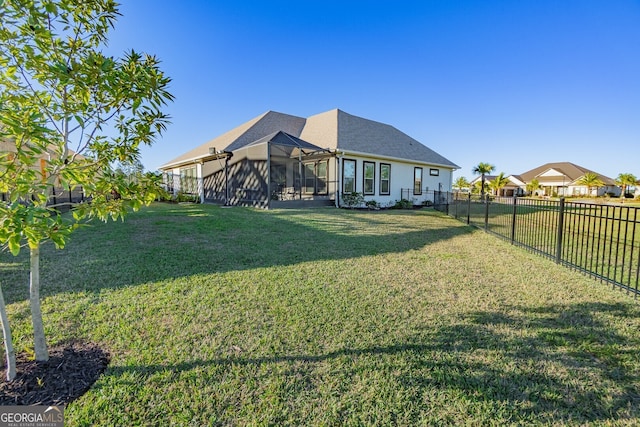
[335,152,343,208]
[266,140,271,209]
[224,155,230,205]
[298,149,303,200]
[197,161,205,204]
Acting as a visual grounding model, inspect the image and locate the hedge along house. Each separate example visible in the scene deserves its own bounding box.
[159,109,459,208]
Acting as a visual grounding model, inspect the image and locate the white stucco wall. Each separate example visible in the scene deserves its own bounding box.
[339,154,455,207]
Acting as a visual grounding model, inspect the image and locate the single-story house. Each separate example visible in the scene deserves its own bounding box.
[518,162,620,197]
[159,109,459,208]
[469,174,526,197]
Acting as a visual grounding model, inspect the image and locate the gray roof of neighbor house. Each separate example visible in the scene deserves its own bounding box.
[519,162,616,185]
[160,109,458,169]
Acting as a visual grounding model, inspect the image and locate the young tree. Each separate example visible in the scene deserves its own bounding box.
[488,172,510,197]
[526,178,542,196]
[575,172,604,197]
[615,173,637,198]
[0,0,173,379]
[452,176,470,192]
[472,162,495,201]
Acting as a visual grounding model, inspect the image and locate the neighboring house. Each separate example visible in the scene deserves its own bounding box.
[1,138,87,204]
[518,162,620,197]
[469,174,525,197]
[159,109,459,208]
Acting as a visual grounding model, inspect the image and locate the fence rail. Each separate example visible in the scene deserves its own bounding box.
[447,193,640,297]
[1,186,85,209]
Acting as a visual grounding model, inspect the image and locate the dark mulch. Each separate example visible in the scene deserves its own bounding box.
[0,341,110,405]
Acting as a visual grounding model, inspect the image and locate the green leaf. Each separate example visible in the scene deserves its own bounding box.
[8,235,21,256]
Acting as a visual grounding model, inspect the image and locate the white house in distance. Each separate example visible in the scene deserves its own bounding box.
[517,162,620,197]
[159,109,459,208]
[466,162,621,197]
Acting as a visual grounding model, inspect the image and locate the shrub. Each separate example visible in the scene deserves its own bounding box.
[176,192,200,203]
[342,192,364,208]
[392,199,413,209]
[365,200,380,210]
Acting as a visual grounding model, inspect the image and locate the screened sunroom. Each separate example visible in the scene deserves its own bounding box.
[200,131,336,208]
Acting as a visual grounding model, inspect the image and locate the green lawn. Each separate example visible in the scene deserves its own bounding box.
[2,203,640,426]
[451,198,640,291]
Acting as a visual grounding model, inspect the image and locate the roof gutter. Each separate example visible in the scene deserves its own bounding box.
[336,149,459,170]
[159,149,233,170]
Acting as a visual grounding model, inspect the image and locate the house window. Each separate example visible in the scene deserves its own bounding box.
[380,163,390,195]
[317,161,328,194]
[180,166,197,194]
[414,167,423,195]
[303,163,315,194]
[302,161,328,194]
[163,171,174,193]
[430,168,439,176]
[363,161,375,195]
[343,159,356,194]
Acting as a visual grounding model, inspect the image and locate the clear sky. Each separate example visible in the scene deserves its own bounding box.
[104,0,639,181]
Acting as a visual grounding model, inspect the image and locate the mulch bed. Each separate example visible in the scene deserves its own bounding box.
[0,341,110,406]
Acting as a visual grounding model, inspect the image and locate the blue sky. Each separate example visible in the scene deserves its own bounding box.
[105,0,640,181]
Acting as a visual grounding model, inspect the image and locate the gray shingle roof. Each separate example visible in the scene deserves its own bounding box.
[302,109,458,168]
[160,108,458,169]
[160,111,306,168]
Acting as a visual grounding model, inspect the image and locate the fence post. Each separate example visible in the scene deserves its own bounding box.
[484,195,489,231]
[510,195,517,244]
[555,197,565,264]
[445,191,449,215]
[467,193,471,224]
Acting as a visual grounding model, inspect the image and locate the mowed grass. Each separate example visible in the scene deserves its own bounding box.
[1,203,640,426]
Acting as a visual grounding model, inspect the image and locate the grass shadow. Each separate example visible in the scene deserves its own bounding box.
[1,203,475,301]
[99,301,640,424]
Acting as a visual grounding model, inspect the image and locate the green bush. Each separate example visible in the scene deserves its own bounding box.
[176,192,199,203]
[342,192,364,208]
[392,199,413,209]
[365,200,380,210]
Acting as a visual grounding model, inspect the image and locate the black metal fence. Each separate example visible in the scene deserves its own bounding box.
[1,186,85,210]
[447,193,640,297]
[398,189,454,211]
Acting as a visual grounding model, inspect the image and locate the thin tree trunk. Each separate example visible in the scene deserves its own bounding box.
[30,245,48,361]
[0,286,16,380]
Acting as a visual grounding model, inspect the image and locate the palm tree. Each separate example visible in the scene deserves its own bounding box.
[525,178,542,196]
[488,172,510,197]
[472,162,495,201]
[575,172,605,197]
[453,176,470,192]
[615,173,637,198]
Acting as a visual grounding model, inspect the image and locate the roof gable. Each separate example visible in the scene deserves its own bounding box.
[538,168,567,178]
[519,162,616,186]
